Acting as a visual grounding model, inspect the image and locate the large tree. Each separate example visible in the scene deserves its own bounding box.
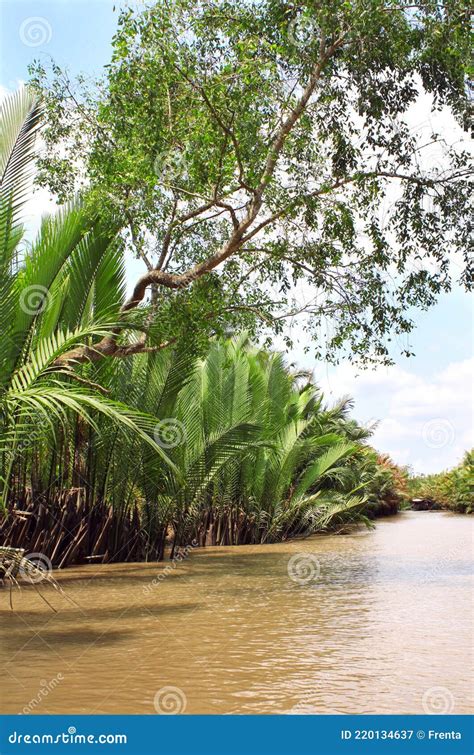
[30,0,472,364]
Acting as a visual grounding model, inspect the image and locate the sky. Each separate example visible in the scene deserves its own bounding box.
[1,0,472,474]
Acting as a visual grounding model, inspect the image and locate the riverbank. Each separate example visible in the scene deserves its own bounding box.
[0,487,405,570]
[1,511,472,715]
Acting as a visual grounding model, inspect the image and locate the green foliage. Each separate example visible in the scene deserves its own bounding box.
[0,86,392,544]
[7,330,388,546]
[29,0,472,365]
[356,450,409,516]
[408,450,474,513]
[0,90,176,511]
[2,27,470,560]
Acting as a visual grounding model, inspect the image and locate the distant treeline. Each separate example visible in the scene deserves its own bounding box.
[407,451,474,514]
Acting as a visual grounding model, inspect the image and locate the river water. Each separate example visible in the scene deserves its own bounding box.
[1,511,472,714]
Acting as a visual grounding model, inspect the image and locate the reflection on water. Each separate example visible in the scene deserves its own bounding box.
[1,512,472,714]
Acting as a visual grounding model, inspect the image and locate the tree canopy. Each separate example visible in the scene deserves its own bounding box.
[30,0,472,364]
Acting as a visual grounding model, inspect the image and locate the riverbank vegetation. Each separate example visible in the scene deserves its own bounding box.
[1,1,472,566]
[0,185,407,560]
[408,451,474,514]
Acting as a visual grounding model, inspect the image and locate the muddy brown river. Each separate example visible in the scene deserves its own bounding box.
[1,511,472,714]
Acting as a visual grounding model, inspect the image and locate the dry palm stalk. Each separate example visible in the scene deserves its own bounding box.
[0,546,78,612]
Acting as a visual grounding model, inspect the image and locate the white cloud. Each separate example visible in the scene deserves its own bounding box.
[0,80,28,102]
[22,188,58,241]
[315,358,473,475]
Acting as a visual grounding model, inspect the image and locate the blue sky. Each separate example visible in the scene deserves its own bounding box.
[1,0,472,474]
